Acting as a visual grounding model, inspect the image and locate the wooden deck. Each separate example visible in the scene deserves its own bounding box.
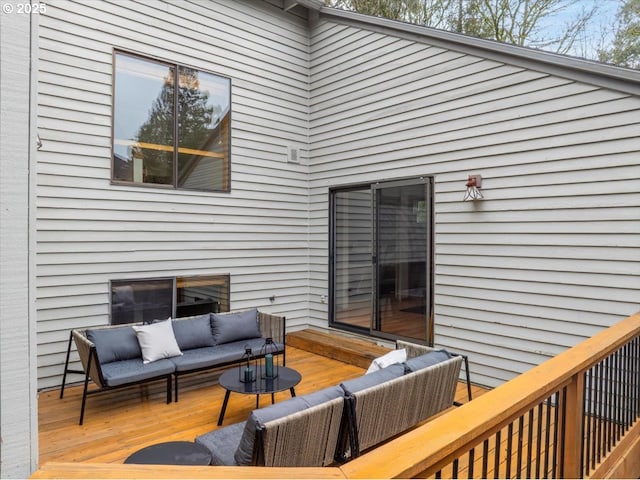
[37,330,482,470]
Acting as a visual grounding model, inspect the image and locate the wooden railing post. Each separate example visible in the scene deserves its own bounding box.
[560,373,585,478]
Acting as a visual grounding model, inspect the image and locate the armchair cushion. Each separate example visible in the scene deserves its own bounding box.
[404,349,451,373]
[340,363,405,395]
[172,314,215,350]
[211,308,261,345]
[86,326,142,364]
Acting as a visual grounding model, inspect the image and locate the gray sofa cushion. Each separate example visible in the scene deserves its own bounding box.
[100,358,174,387]
[299,385,344,408]
[172,314,215,350]
[170,338,279,372]
[340,363,405,395]
[87,326,142,364]
[211,308,261,345]
[404,349,451,373]
[232,386,343,466]
[196,421,246,466]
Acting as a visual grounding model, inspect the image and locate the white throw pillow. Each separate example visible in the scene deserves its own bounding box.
[132,319,183,364]
[366,348,407,374]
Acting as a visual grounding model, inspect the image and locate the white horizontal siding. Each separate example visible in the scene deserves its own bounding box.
[0,6,38,476]
[36,0,311,389]
[309,19,640,387]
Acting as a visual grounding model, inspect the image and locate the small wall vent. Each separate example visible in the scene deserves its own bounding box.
[287,146,300,164]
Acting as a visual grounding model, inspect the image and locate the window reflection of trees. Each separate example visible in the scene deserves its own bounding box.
[113,53,230,191]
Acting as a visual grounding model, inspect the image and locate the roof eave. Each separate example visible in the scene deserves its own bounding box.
[318,6,640,96]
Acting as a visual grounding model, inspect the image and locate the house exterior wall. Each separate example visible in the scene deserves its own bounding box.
[0,3,39,477]
[28,0,640,393]
[35,0,311,389]
[308,17,640,387]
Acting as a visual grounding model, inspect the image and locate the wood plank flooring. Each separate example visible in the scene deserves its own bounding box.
[38,343,482,470]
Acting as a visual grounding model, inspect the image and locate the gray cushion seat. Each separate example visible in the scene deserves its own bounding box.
[100,358,175,387]
[170,338,284,372]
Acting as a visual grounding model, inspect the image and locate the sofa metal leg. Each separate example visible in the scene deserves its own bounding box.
[79,353,93,425]
[463,354,472,401]
[174,375,179,403]
[167,376,172,404]
[60,331,74,399]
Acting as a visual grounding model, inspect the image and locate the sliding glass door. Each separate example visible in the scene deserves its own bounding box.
[330,177,433,343]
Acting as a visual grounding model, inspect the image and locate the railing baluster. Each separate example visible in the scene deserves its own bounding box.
[607,355,613,453]
[526,409,534,479]
[516,416,524,478]
[597,361,604,465]
[494,429,501,479]
[544,395,552,478]
[468,447,475,479]
[615,346,622,442]
[552,391,561,479]
[506,422,513,479]
[536,403,543,479]
[482,438,489,479]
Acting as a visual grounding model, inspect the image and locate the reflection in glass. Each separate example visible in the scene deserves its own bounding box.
[112,52,231,191]
[176,275,229,317]
[111,279,173,325]
[110,275,230,324]
[177,67,230,190]
[376,183,428,341]
[333,189,372,329]
[113,54,174,185]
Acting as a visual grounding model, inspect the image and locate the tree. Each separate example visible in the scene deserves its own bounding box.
[599,0,640,68]
[326,0,599,56]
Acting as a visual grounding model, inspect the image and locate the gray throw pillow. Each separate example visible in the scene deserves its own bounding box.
[403,349,451,373]
[211,308,261,345]
[86,326,142,364]
[172,314,215,350]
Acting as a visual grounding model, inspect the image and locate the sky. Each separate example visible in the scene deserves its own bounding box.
[538,0,621,60]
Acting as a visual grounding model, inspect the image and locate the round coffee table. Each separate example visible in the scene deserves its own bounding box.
[217,366,302,425]
[124,440,212,465]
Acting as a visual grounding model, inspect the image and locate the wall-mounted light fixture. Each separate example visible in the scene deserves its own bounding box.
[463,174,483,201]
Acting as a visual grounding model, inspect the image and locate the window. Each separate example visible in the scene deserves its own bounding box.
[110,275,230,325]
[112,51,231,191]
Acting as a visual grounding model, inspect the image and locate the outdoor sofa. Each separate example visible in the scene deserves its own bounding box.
[195,342,463,467]
[59,308,285,425]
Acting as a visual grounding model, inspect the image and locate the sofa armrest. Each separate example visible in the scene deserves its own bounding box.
[257,312,285,347]
[71,329,105,389]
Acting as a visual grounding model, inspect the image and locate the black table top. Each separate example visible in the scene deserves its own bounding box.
[124,441,212,465]
[219,365,301,395]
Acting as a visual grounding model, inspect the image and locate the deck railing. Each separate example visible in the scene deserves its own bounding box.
[32,312,640,479]
[341,311,640,479]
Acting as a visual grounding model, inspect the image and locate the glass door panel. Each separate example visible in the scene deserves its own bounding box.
[375,181,430,341]
[332,188,372,330]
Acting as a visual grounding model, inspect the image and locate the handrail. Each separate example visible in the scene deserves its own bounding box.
[32,312,640,479]
[340,311,640,479]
